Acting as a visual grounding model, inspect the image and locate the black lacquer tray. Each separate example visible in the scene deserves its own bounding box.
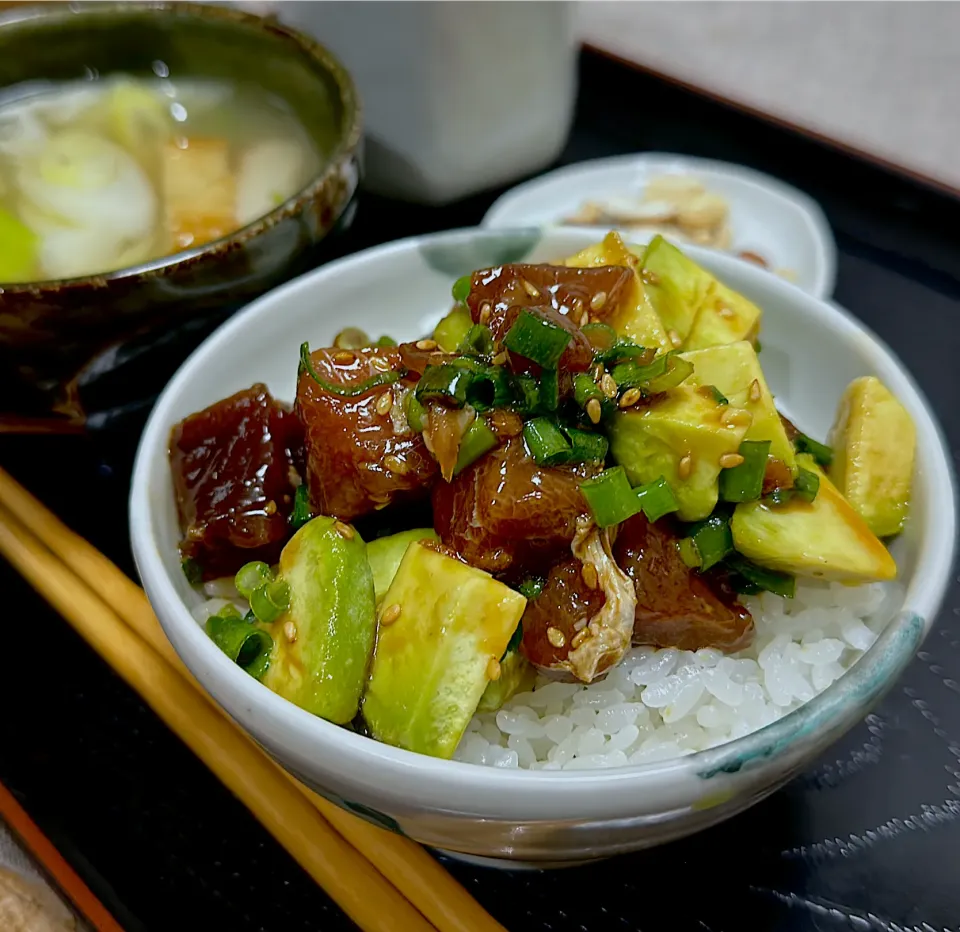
[1,49,958,932]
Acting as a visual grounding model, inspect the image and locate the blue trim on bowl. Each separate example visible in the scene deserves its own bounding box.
[697,611,924,778]
[418,228,542,277]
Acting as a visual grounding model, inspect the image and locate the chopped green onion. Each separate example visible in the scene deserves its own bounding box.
[458,324,495,357]
[634,476,679,522]
[792,467,820,503]
[404,391,426,432]
[477,365,514,410]
[511,374,540,413]
[452,274,472,304]
[794,432,833,467]
[299,342,403,397]
[644,355,695,393]
[580,466,643,527]
[598,340,650,366]
[754,340,763,353]
[725,554,795,598]
[683,513,734,571]
[376,335,397,347]
[504,309,572,369]
[523,417,571,466]
[719,440,771,503]
[581,322,617,353]
[765,487,793,506]
[415,364,473,406]
[562,426,608,464]
[289,485,313,531]
[611,352,693,394]
[249,578,291,624]
[502,621,524,659]
[538,368,559,412]
[707,385,729,405]
[235,561,273,600]
[206,613,274,680]
[677,537,701,568]
[454,417,498,475]
[518,578,544,601]
[181,557,202,585]
[573,372,604,409]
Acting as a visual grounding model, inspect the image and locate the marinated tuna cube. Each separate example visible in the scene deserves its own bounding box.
[613,513,754,653]
[170,383,300,579]
[296,346,438,522]
[432,436,598,577]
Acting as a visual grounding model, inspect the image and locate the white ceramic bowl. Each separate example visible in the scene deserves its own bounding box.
[130,227,955,867]
[483,153,838,299]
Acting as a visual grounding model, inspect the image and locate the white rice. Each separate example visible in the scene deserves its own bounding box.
[454,579,903,770]
[190,575,903,771]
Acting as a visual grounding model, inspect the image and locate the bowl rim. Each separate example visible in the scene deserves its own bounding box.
[130,225,956,815]
[0,0,362,291]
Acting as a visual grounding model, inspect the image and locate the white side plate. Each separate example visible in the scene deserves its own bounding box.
[483,153,837,299]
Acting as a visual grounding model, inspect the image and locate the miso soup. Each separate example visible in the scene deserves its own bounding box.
[0,75,323,283]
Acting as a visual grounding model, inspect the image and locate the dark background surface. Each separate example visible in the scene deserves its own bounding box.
[1,49,959,932]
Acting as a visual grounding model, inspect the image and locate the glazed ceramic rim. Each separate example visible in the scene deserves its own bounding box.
[131,226,955,821]
[0,0,362,291]
[483,152,838,300]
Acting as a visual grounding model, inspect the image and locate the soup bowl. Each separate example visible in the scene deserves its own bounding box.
[130,226,955,866]
[0,1,360,429]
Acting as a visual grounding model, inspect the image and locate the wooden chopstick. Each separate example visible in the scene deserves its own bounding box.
[0,509,435,932]
[0,468,507,932]
[0,778,126,932]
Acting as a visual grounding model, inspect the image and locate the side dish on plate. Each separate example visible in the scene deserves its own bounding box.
[168,231,916,771]
[0,74,322,282]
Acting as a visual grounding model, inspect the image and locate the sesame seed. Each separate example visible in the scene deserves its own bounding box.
[492,351,508,366]
[718,305,734,319]
[586,398,602,424]
[333,350,355,364]
[641,269,660,286]
[719,453,745,469]
[479,303,492,325]
[579,309,590,328]
[384,454,408,475]
[590,290,607,311]
[381,603,402,625]
[571,629,589,649]
[581,561,598,590]
[486,657,502,680]
[334,520,355,539]
[749,379,762,402]
[601,374,618,399]
[546,626,566,649]
[416,339,437,351]
[668,329,682,348]
[375,390,393,415]
[521,278,540,298]
[678,454,693,479]
[618,387,642,408]
[283,621,297,643]
[263,500,277,516]
[571,297,585,315]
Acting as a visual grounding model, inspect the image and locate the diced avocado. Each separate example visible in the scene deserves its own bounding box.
[685,280,762,351]
[564,232,672,353]
[0,207,38,283]
[829,376,915,538]
[432,306,473,352]
[362,541,527,758]
[680,341,797,475]
[477,650,535,713]
[640,235,762,349]
[609,385,749,521]
[366,528,439,603]
[731,454,897,582]
[261,516,377,724]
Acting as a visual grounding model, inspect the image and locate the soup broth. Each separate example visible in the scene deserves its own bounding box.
[0,75,323,283]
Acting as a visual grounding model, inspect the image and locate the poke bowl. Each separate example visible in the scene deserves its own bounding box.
[130,226,955,866]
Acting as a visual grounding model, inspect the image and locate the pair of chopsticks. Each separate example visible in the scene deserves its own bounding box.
[0,467,505,932]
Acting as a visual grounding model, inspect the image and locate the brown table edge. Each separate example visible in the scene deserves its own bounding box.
[584,42,960,202]
[0,778,125,931]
